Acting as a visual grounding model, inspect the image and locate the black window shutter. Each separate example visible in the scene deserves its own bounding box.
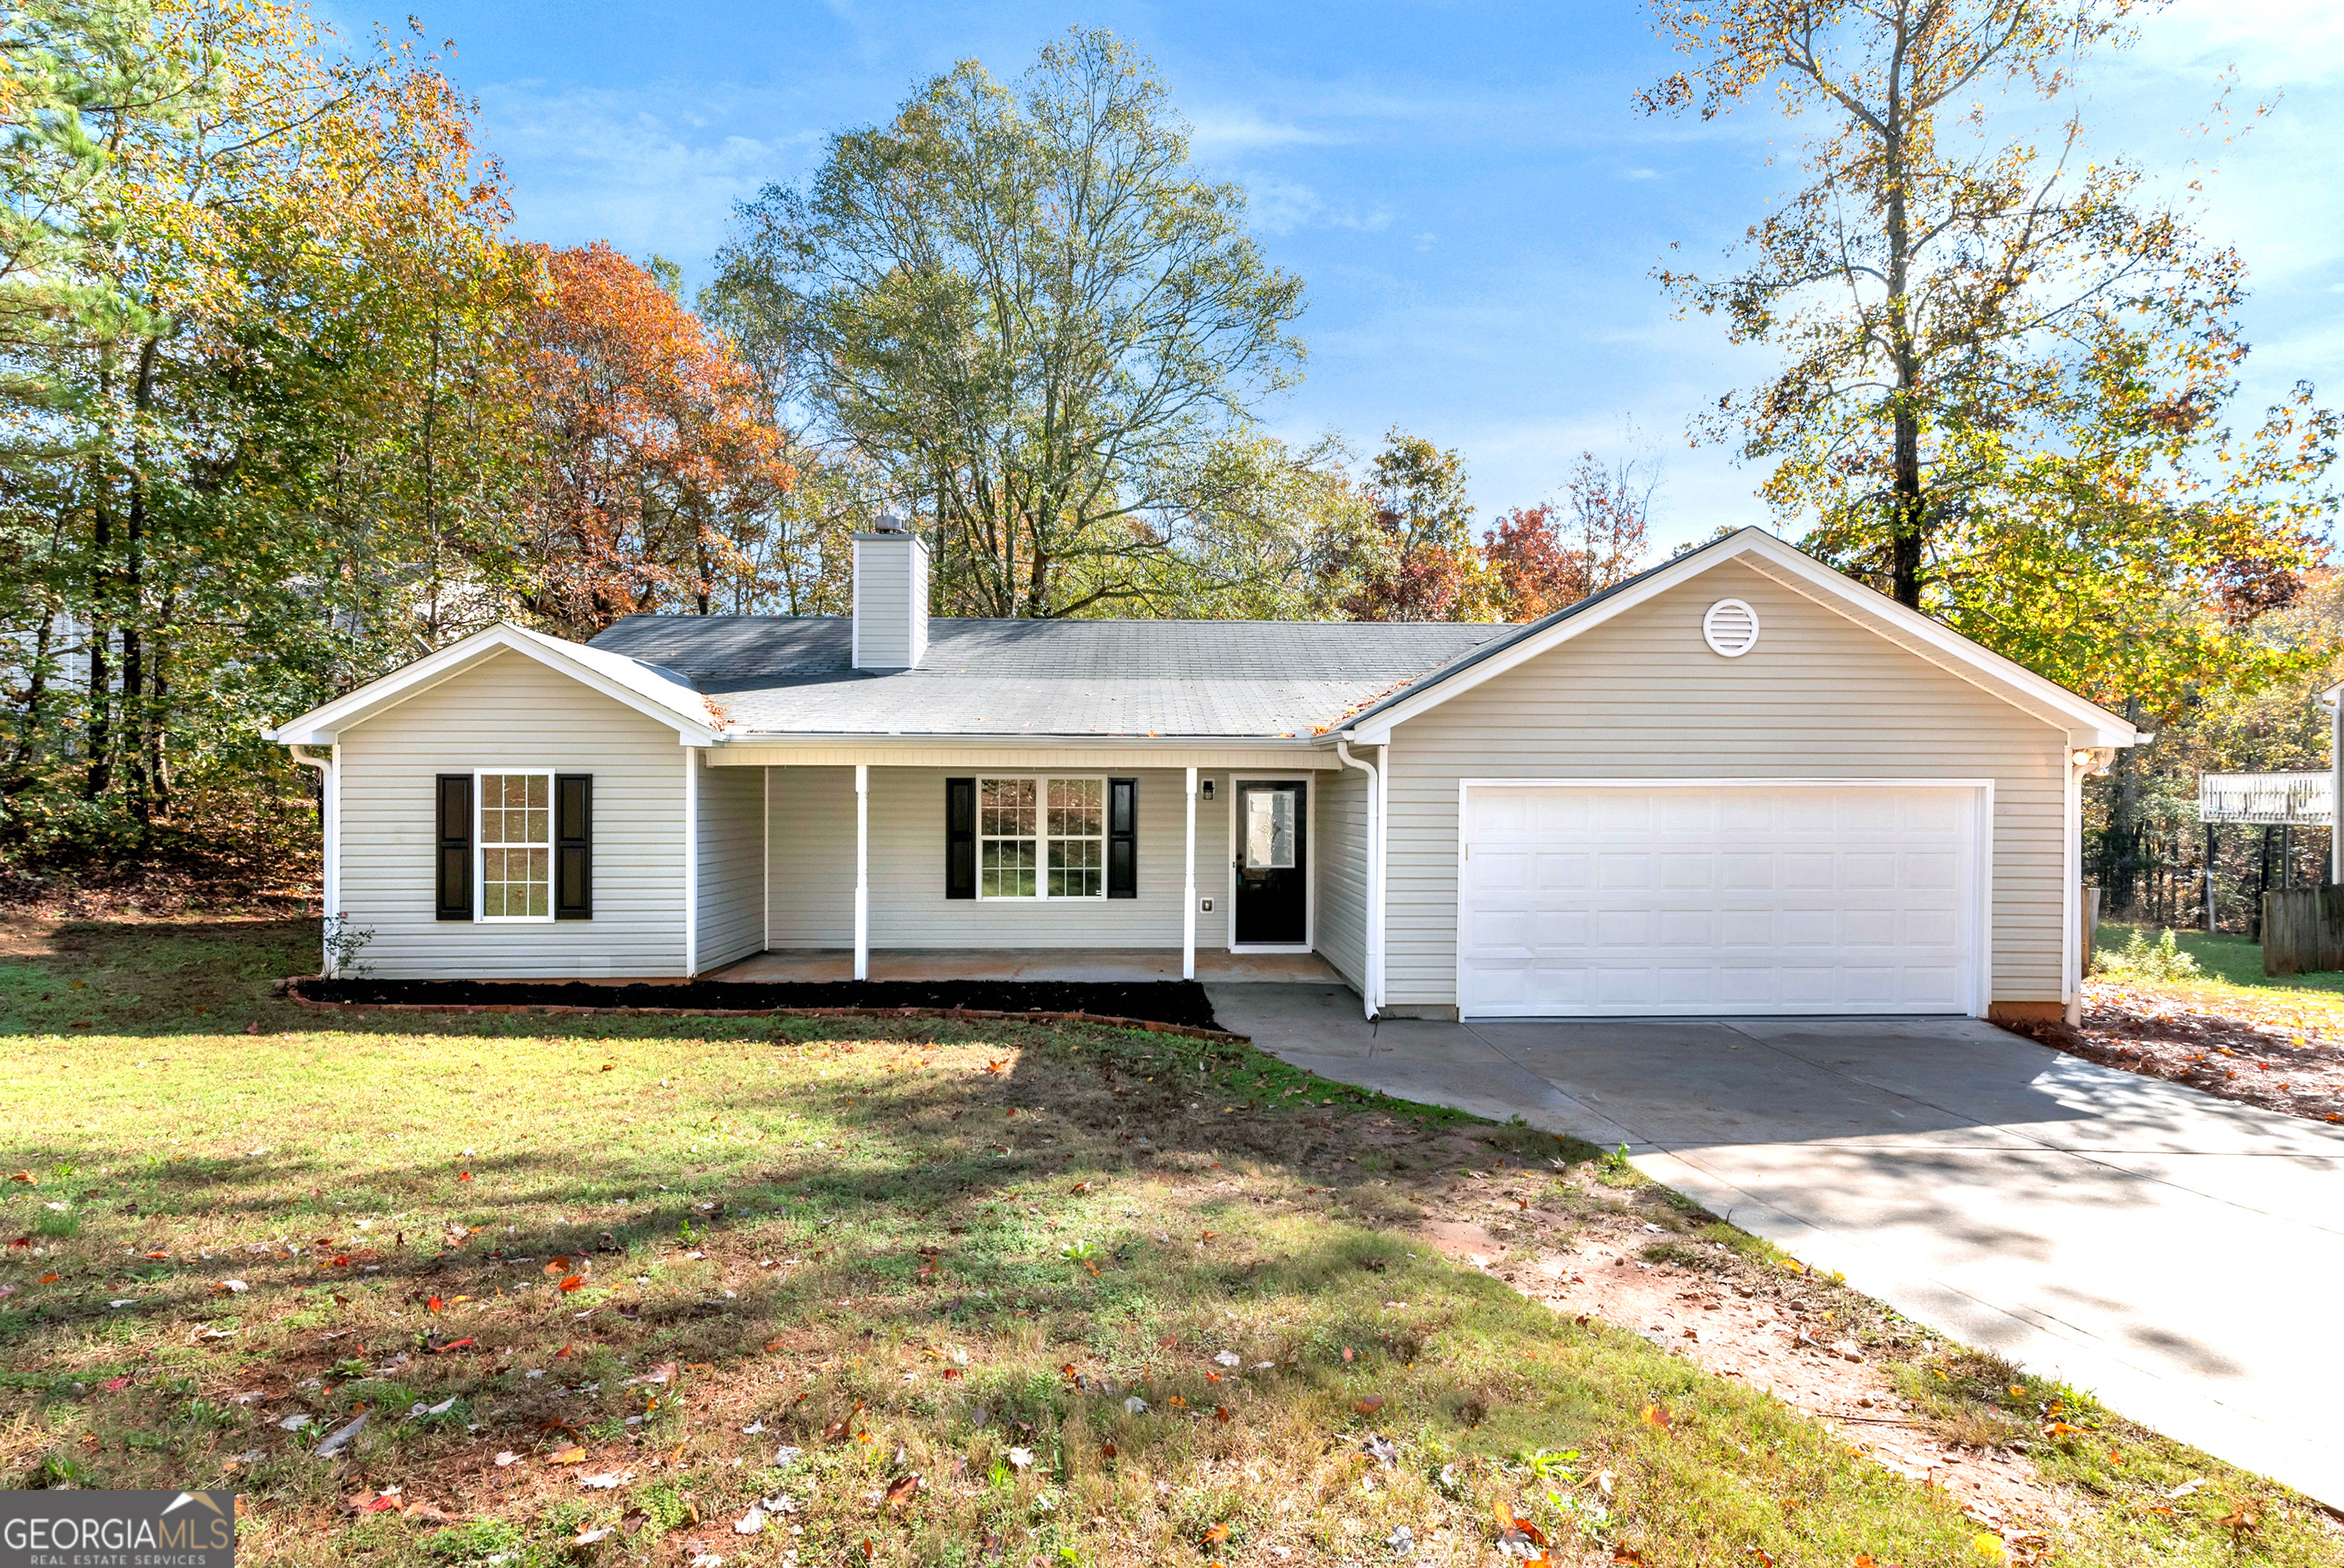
[556,773,593,920]
[1107,777,1138,899]
[434,773,473,921]
[945,777,977,899]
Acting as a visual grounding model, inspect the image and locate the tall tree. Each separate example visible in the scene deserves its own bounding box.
[1642,0,2335,710]
[712,27,1306,619]
[1340,429,1500,623]
[512,241,795,638]
[0,0,519,848]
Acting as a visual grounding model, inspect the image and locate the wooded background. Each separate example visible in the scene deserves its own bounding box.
[2,1,2335,924]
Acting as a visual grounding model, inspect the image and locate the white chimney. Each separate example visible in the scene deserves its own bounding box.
[851,520,928,670]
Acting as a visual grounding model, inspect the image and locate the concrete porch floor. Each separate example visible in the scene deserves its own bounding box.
[708,948,1347,984]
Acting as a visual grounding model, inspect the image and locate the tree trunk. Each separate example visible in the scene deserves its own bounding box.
[4,609,58,820]
[120,338,159,833]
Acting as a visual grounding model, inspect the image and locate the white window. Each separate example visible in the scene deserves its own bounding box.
[478,771,552,920]
[979,777,1105,899]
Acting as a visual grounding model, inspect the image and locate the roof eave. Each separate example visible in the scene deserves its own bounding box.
[265,623,720,746]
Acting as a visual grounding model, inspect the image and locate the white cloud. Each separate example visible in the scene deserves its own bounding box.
[1244,175,1394,236]
[1185,107,1343,152]
[474,80,824,272]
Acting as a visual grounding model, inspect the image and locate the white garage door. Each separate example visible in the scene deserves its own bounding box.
[1458,783,1982,1018]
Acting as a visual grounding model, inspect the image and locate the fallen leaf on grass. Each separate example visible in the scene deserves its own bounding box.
[550,1446,588,1465]
[37,1273,58,1284]
[882,1473,924,1509]
[575,1527,613,1545]
[1354,1397,1385,1415]
[559,1276,584,1291]
[9,1170,35,1184]
[312,1413,367,1459]
[577,1471,633,1490]
[733,1507,766,1535]
[494,1452,519,1468]
[102,1376,129,1391]
[1641,1403,1671,1430]
[1202,1522,1229,1545]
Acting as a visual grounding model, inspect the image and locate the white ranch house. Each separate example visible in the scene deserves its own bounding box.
[266,527,2142,1023]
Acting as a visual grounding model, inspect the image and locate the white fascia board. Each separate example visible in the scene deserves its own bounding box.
[266,623,719,746]
[1348,530,2142,748]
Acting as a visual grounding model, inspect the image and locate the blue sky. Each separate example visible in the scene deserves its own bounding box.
[336,0,2343,552]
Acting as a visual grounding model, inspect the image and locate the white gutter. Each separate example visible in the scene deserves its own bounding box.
[289,745,337,977]
[1335,738,1381,1019]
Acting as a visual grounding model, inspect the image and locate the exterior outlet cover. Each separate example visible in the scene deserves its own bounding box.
[1200,897,1213,912]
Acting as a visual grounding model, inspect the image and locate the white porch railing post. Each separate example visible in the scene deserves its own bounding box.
[1183,767,1198,981]
[854,764,870,982]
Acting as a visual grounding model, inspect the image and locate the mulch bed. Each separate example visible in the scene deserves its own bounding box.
[291,975,1225,1034]
[1999,980,2344,1125]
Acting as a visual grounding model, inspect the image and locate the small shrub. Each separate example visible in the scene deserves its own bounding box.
[2095,927,2199,983]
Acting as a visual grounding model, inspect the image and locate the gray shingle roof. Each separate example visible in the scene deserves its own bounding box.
[585,616,1511,738]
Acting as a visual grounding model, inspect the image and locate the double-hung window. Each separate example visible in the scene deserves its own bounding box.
[478,771,552,920]
[978,777,1105,899]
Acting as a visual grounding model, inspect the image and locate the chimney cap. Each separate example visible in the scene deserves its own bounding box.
[872,513,909,534]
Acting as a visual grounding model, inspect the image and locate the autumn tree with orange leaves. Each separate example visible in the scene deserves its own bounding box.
[511,242,795,638]
[1485,450,1656,621]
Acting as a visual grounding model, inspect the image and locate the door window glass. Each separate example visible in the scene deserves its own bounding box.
[1245,788,1296,870]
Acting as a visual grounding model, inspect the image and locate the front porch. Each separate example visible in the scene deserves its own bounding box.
[708,946,1346,985]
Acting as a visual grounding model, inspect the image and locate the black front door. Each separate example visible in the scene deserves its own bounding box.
[1235,780,1307,945]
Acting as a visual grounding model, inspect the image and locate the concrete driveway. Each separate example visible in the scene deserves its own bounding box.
[1205,984,2344,1507]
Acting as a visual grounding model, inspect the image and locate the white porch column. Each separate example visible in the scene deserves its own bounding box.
[854,763,870,981]
[1183,766,1198,980]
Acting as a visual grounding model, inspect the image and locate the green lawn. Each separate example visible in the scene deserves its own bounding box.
[2,918,2335,1567]
[2099,920,2344,993]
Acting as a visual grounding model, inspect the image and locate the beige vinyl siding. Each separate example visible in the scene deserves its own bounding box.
[1314,759,1369,988]
[1383,560,2068,1013]
[695,754,765,972]
[335,650,688,979]
[851,537,925,669]
[765,766,1231,948]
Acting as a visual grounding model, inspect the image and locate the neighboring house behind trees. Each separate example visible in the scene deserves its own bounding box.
[267,527,2142,1023]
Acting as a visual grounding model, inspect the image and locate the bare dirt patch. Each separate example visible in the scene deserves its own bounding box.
[1401,1150,2343,1561]
[2000,979,2344,1125]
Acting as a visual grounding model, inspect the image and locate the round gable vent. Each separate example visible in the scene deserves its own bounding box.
[1703,598,1760,658]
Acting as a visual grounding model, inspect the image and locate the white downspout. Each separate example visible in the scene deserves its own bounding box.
[1335,738,1380,1019]
[854,763,870,981]
[683,748,699,978]
[290,744,336,977]
[1183,766,1198,981]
